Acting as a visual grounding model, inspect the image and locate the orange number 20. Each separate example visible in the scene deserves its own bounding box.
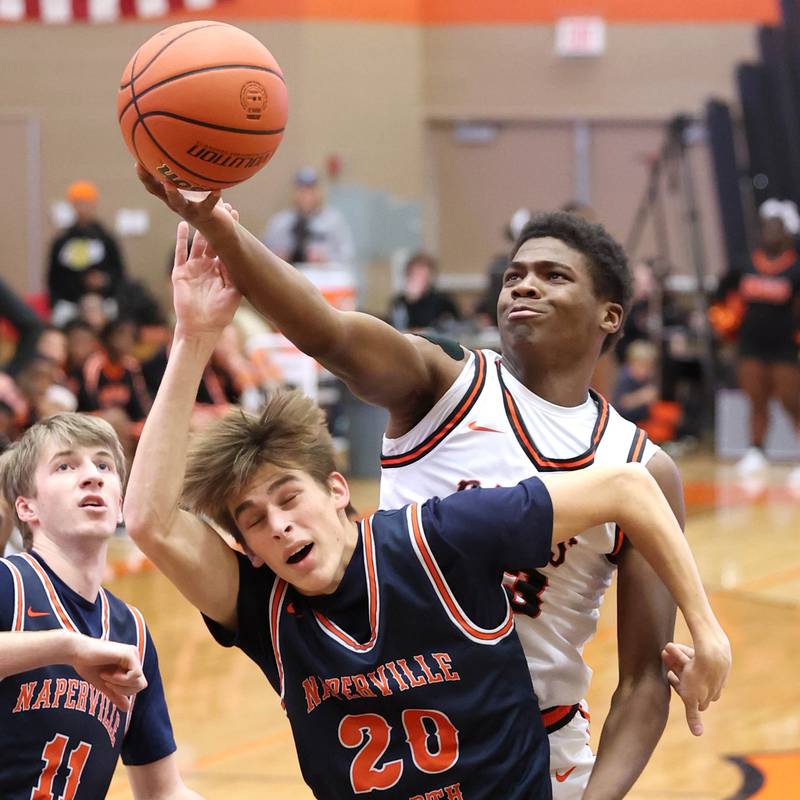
[338,709,459,793]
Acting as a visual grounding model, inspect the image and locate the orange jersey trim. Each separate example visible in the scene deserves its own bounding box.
[2,558,25,632]
[313,516,381,652]
[752,248,798,276]
[381,350,487,469]
[270,577,289,699]
[541,703,581,734]
[499,361,610,472]
[20,554,79,633]
[609,427,650,561]
[408,503,514,644]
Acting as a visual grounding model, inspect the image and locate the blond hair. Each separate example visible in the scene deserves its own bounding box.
[0,413,126,549]
[182,390,337,544]
[626,339,658,364]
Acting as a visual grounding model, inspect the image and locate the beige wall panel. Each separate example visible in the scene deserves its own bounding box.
[0,117,36,296]
[590,122,726,280]
[427,123,574,275]
[423,24,758,120]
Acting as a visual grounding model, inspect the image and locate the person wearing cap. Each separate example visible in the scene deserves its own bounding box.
[262,167,355,266]
[721,199,800,481]
[47,181,127,326]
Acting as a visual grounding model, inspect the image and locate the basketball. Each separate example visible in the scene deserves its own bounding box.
[117,21,288,192]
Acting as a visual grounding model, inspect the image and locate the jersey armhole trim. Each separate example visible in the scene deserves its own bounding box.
[1,557,25,632]
[608,427,649,563]
[380,350,487,469]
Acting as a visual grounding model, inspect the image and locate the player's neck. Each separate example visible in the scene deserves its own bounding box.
[30,534,109,603]
[502,347,597,407]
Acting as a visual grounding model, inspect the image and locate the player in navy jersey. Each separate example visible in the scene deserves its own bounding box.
[137,169,708,799]
[123,220,729,800]
[0,413,202,800]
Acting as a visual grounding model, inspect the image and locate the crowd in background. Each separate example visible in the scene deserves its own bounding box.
[2,172,800,499]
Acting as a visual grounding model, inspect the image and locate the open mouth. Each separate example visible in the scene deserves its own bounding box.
[79,497,106,509]
[286,543,313,565]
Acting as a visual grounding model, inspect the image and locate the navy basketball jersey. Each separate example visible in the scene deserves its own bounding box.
[206,476,556,800]
[0,551,176,799]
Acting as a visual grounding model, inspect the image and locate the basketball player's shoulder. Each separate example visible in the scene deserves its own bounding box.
[408,332,467,363]
[402,333,469,392]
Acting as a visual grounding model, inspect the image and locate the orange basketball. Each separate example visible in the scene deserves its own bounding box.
[117,21,288,191]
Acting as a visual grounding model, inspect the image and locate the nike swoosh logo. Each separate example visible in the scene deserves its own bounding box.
[27,606,50,618]
[467,420,503,433]
[555,767,576,782]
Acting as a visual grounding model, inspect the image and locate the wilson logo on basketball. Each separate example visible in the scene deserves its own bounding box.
[187,144,275,170]
[240,81,268,120]
[155,164,208,193]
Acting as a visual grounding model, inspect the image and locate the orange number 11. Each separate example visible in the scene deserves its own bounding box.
[31,734,92,800]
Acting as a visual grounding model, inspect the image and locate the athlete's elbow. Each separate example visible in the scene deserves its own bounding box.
[613,463,658,518]
[122,501,168,546]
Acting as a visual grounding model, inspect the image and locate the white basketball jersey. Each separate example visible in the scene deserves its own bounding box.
[379,348,659,711]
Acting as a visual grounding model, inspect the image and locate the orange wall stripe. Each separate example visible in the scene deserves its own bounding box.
[173,0,777,24]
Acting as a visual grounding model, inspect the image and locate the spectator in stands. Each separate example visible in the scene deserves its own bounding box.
[77,318,151,442]
[64,319,100,382]
[721,200,800,479]
[615,340,660,425]
[388,252,461,332]
[614,340,681,445]
[34,325,68,370]
[0,276,44,377]
[47,180,127,325]
[11,356,75,433]
[262,166,355,265]
[78,291,110,332]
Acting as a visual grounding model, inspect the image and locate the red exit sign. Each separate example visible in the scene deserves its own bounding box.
[555,17,606,57]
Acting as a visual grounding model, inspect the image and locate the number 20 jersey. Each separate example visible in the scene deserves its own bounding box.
[205,479,557,799]
[380,349,659,716]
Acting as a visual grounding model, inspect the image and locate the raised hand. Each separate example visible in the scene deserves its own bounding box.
[172,217,242,337]
[661,638,731,736]
[71,635,147,712]
[136,163,235,237]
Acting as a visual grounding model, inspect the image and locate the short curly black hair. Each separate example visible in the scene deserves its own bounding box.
[511,211,632,352]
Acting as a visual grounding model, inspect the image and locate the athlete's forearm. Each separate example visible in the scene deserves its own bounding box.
[582,673,670,800]
[0,630,79,680]
[610,467,721,646]
[123,332,216,546]
[193,218,344,359]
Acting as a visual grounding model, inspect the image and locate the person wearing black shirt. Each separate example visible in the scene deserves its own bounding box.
[723,201,800,477]
[47,181,126,324]
[388,252,460,332]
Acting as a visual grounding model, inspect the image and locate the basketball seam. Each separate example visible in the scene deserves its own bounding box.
[130,115,280,187]
[120,23,227,89]
[139,111,285,136]
[117,64,285,124]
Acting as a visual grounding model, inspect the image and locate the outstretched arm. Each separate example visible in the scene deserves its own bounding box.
[0,630,145,711]
[123,220,242,630]
[582,451,683,800]
[543,463,730,718]
[135,167,459,421]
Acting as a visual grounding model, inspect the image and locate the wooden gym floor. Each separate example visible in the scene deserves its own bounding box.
[106,455,800,799]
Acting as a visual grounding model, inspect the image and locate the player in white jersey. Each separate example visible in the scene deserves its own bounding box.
[136,168,728,800]
[380,348,658,793]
